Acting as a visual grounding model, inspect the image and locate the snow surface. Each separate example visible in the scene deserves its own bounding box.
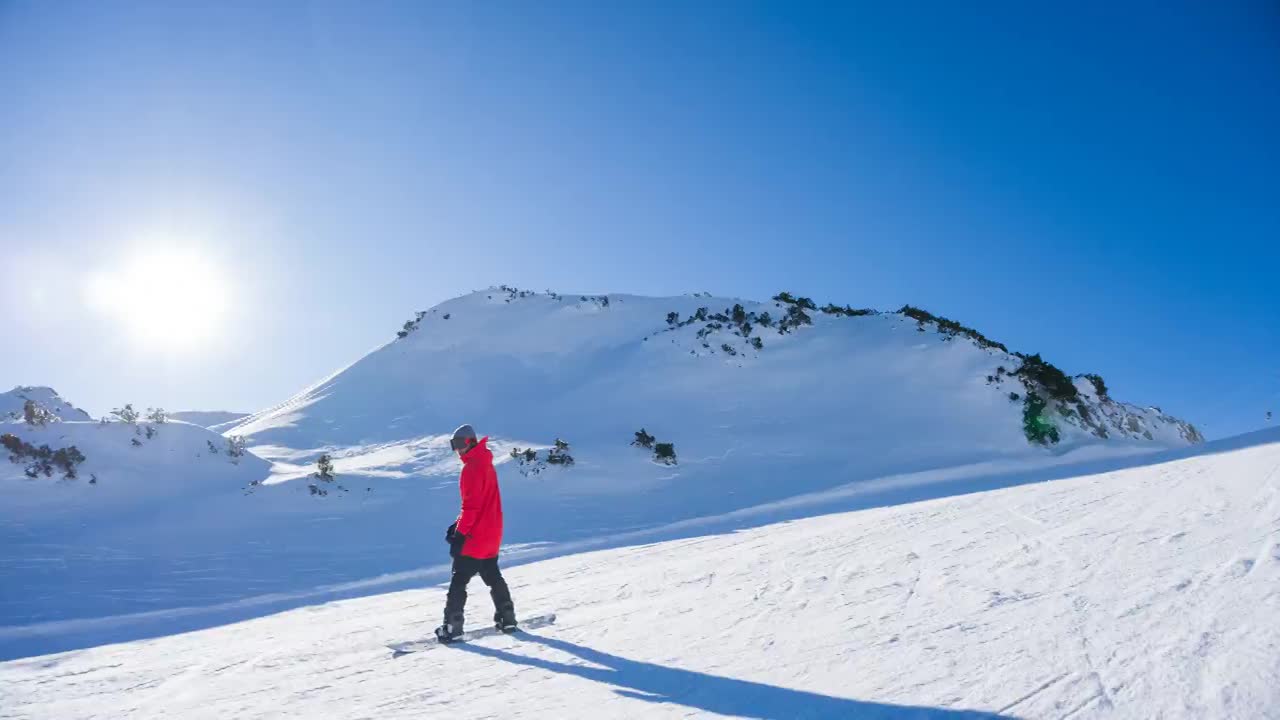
[4,428,1278,719]
[1,291,1205,642]
[167,411,249,430]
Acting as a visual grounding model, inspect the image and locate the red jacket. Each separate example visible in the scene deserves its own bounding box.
[455,437,504,559]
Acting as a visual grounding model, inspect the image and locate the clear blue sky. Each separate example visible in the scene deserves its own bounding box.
[2,1,1277,439]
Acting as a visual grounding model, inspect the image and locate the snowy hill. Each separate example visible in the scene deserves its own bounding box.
[231,289,1201,462]
[0,386,91,423]
[0,290,1207,640]
[0,417,269,495]
[5,427,1276,718]
[168,410,250,430]
[0,412,272,625]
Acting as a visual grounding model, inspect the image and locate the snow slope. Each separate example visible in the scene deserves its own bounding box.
[0,418,271,624]
[4,428,1277,719]
[1,387,91,422]
[168,411,249,430]
[1,290,1206,637]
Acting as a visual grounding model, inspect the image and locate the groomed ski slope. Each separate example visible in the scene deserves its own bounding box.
[4,430,1278,719]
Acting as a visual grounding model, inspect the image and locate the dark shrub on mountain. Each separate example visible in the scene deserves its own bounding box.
[1022,393,1060,445]
[315,454,335,482]
[5,435,90,479]
[822,304,874,317]
[898,305,1009,353]
[547,438,574,466]
[111,403,140,424]
[778,305,813,333]
[1080,373,1109,400]
[633,428,656,449]
[1014,353,1078,402]
[23,400,55,426]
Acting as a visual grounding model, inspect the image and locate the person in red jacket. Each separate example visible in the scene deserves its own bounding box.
[435,424,516,643]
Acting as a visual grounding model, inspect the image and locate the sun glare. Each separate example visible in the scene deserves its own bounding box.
[85,248,231,352]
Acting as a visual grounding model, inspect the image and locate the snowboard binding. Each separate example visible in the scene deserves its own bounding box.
[434,616,464,644]
[494,605,518,634]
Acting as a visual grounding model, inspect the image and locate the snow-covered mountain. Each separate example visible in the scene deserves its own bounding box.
[0,289,1207,645]
[6,427,1276,718]
[168,410,250,430]
[229,288,1200,521]
[0,387,91,423]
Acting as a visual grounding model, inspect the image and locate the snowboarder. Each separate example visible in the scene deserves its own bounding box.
[435,424,517,643]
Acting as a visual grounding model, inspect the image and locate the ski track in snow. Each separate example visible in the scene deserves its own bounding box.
[3,430,1279,718]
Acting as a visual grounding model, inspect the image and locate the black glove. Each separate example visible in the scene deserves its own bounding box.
[449,530,467,559]
[445,522,457,544]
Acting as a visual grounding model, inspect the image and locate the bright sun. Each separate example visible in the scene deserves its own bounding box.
[85,248,231,351]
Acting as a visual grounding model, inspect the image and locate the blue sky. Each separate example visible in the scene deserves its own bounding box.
[1,1,1277,438]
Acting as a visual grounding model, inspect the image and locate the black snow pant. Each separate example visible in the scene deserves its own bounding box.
[444,555,513,624]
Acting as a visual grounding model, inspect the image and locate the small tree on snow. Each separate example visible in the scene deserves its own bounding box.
[632,428,656,449]
[111,404,139,424]
[546,438,574,466]
[23,400,54,426]
[226,436,247,460]
[314,453,335,482]
[654,443,677,465]
[146,407,168,424]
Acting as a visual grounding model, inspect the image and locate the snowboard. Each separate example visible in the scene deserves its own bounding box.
[388,613,557,656]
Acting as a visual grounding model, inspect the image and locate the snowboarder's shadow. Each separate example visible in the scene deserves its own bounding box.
[455,632,1010,719]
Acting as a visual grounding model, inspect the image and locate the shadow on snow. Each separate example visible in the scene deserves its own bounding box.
[457,632,1011,719]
